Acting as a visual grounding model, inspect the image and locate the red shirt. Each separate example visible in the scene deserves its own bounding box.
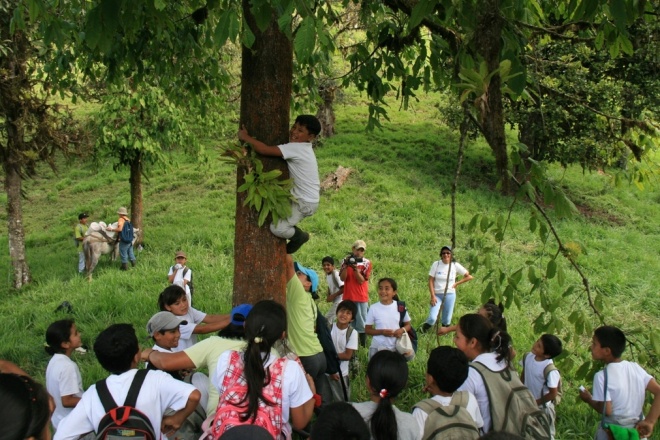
[341,259,372,303]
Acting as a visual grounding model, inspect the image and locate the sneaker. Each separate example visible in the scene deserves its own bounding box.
[286,227,310,254]
[418,323,433,334]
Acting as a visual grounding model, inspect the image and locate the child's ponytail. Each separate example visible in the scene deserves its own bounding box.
[366,351,408,440]
[488,328,513,366]
[45,320,74,356]
[241,300,287,423]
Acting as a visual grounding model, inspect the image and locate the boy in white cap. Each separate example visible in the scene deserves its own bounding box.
[146,311,209,412]
[168,251,193,304]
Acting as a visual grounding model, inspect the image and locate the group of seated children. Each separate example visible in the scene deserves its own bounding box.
[32,254,660,440]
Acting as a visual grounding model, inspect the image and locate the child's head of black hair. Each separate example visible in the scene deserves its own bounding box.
[45,319,75,356]
[377,277,398,291]
[1,373,52,440]
[427,346,469,393]
[310,402,370,440]
[295,115,321,136]
[594,326,626,358]
[336,300,357,319]
[158,285,187,311]
[481,299,508,332]
[540,334,563,359]
[94,324,139,374]
[322,256,335,265]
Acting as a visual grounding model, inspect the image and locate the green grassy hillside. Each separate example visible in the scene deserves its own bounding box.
[1,91,659,438]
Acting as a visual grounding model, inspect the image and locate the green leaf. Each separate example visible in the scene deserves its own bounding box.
[250,2,273,33]
[468,215,479,233]
[409,0,438,30]
[557,265,565,286]
[546,259,557,279]
[294,17,316,61]
[154,0,166,11]
[609,0,627,30]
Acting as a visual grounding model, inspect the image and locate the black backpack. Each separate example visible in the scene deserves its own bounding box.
[396,301,418,353]
[119,220,134,243]
[95,369,157,440]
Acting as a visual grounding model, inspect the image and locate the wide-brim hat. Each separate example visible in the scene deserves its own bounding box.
[117,207,128,216]
[146,311,188,337]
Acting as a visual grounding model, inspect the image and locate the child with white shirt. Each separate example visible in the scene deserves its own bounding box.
[521,334,563,440]
[413,346,483,438]
[328,300,358,402]
[365,278,412,360]
[45,319,85,431]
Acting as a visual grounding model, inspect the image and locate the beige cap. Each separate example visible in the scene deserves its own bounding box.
[175,251,187,259]
[117,207,128,216]
[352,240,367,250]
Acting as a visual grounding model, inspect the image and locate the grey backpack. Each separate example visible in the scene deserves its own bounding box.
[413,391,480,440]
[470,362,551,439]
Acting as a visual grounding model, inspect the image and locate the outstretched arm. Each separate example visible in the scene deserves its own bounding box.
[238,125,283,157]
[193,314,231,334]
[141,349,196,371]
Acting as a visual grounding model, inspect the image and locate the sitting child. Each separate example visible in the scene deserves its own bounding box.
[145,311,209,410]
[351,350,420,440]
[364,278,412,360]
[327,300,359,402]
[579,325,660,439]
[45,319,85,431]
[521,334,563,440]
[157,285,230,352]
[53,323,200,440]
[412,346,483,438]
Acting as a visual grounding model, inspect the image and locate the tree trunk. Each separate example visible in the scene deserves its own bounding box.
[5,164,31,289]
[233,1,293,306]
[129,152,143,243]
[475,0,509,193]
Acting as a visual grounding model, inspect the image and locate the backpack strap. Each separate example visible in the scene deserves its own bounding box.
[396,301,407,327]
[181,267,188,278]
[96,369,149,413]
[449,390,469,408]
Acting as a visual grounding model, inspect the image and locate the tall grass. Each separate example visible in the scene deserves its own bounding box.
[1,91,658,438]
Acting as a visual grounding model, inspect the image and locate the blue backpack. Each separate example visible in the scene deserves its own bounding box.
[120,220,134,243]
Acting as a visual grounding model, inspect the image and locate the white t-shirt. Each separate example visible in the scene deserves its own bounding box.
[46,354,84,429]
[212,351,313,435]
[53,369,196,440]
[330,324,359,377]
[168,266,192,303]
[278,142,320,203]
[351,401,421,440]
[458,352,508,433]
[327,270,344,303]
[148,344,210,411]
[592,361,653,424]
[366,302,410,351]
[412,391,484,436]
[428,261,468,295]
[174,306,207,352]
[520,353,560,402]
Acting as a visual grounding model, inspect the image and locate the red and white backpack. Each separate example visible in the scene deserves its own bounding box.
[207,350,288,439]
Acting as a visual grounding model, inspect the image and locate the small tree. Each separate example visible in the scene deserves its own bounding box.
[1,0,85,288]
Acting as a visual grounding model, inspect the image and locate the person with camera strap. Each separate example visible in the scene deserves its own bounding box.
[339,240,372,348]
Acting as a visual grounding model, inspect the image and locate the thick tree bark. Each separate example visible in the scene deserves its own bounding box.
[233,1,293,306]
[129,152,143,243]
[5,165,31,288]
[475,0,509,193]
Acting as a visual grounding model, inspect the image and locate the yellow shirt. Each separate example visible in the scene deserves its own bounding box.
[286,276,322,357]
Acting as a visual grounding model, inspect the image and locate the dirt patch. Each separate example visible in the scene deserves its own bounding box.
[574,202,625,226]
